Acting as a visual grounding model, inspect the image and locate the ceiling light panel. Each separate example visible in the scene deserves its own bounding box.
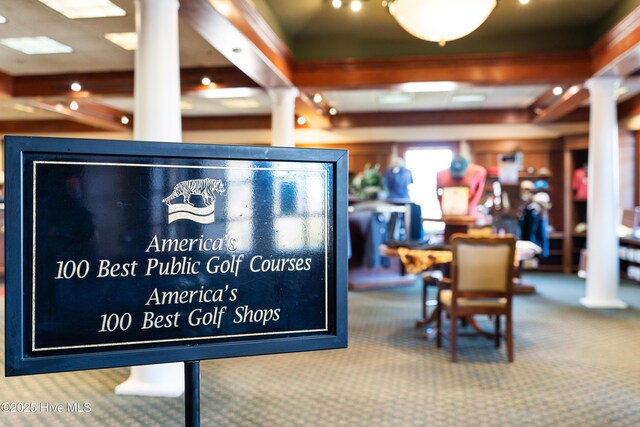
[38,0,126,19]
[104,32,137,50]
[0,36,73,54]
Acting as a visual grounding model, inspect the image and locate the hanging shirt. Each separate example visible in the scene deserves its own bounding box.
[436,163,487,216]
[572,167,588,200]
[384,166,413,201]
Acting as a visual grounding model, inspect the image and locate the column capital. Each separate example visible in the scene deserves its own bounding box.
[585,76,623,92]
[268,87,299,104]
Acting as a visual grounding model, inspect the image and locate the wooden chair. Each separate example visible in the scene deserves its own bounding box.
[436,233,516,362]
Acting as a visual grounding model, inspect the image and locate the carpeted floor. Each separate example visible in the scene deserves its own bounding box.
[1,273,639,426]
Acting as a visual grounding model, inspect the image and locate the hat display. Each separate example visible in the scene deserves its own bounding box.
[533,179,548,189]
[450,155,469,179]
[520,180,534,190]
[537,167,552,177]
[533,192,550,205]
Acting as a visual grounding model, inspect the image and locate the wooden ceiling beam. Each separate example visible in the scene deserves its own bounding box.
[179,0,293,88]
[183,115,270,131]
[591,5,640,77]
[532,86,589,124]
[25,99,132,132]
[293,52,592,88]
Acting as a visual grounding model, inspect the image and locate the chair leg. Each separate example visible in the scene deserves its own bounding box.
[506,314,514,362]
[450,313,458,362]
[494,315,501,348]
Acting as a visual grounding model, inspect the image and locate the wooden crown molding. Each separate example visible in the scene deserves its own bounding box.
[591,5,640,76]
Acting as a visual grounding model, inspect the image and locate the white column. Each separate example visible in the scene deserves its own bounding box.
[115,0,185,397]
[581,77,627,309]
[269,87,299,147]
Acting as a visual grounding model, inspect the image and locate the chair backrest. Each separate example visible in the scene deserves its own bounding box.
[451,233,516,295]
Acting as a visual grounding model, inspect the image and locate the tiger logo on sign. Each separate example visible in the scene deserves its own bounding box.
[162,178,225,224]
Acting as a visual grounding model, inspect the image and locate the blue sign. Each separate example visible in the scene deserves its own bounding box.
[4,136,348,376]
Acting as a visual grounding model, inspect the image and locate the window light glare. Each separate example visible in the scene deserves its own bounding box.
[121,116,129,125]
[332,0,342,8]
[297,116,306,125]
[350,0,362,12]
[0,36,73,55]
[552,86,563,96]
[104,32,137,51]
[69,100,79,110]
[38,0,126,19]
[70,82,82,92]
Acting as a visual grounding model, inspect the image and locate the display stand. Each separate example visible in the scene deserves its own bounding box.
[185,361,200,427]
[440,215,478,242]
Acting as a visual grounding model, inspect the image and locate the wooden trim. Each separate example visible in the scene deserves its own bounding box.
[564,134,589,150]
[182,115,270,130]
[0,119,106,133]
[618,92,640,120]
[330,109,533,128]
[12,67,257,98]
[469,138,562,153]
[0,70,12,98]
[636,131,640,206]
[25,99,131,132]
[591,5,640,76]
[180,0,293,88]
[293,52,592,88]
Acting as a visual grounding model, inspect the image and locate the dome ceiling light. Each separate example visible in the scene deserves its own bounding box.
[385,0,497,46]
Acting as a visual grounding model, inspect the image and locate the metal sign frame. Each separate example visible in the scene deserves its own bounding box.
[4,136,348,376]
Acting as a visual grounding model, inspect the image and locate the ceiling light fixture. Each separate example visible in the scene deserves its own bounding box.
[201,76,212,86]
[450,93,487,103]
[297,116,307,126]
[69,100,79,110]
[332,0,343,8]
[567,85,580,96]
[121,116,129,125]
[552,86,563,96]
[386,0,497,46]
[313,93,323,103]
[38,0,126,19]
[0,15,7,24]
[0,36,73,55]
[399,81,459,92]
[350,0,363,12]
[329,107,337,116]
[104,32,137,51]
[70,82,82,92]
[519,0,530,4]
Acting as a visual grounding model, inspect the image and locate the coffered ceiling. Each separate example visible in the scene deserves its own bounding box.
[0,0,639,140]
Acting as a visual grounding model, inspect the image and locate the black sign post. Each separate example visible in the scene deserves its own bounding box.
[4,136,348,425]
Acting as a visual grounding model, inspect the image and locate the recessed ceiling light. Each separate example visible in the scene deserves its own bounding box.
[519,0,530,4]
[399,81,459,92]
[0,15,7,24]
[313,93,323,103]
[220,99,261,109]
[104,32,137,51]
[38,0,126,19]
[121,116,129,125]
[69,100,79,110]
[329,107,337,115]
[70,82,82,92]
[567,85,580,95]
[615,86,629,97]
[0,36,73,55]
[450,93,487,103]
[297,116,307,125]
[332,0,342,8]
[197,87,262,99]
[350,0,362,12]
[377,91,413,105]
[552,86,563,96]
[13,104,36,113]
[201,76,212,86]
[180,101,194,110]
